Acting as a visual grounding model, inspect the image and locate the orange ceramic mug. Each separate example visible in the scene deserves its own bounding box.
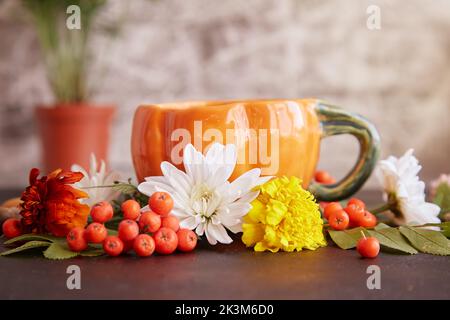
[131,99,380,201]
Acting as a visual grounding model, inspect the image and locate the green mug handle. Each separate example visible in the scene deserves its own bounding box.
[309,101,381,202]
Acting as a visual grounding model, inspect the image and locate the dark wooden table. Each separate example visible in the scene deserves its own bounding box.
[1,189,449,300]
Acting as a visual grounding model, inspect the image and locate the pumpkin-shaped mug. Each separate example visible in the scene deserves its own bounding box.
[131,99,380,201]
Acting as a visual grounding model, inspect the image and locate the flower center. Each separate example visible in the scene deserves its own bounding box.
[190,183,220,219]
[191,183,213,202]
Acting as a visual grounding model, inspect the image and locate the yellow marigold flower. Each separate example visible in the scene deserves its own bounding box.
[242,176,327,252]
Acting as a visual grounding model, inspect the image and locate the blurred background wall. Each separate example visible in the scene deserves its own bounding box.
[0,0,449,188]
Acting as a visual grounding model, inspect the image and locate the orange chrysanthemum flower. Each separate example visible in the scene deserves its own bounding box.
[20,168,90,237]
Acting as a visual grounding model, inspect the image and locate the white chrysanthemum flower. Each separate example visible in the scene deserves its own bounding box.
[138,143,272,245]
[377,149,440,225]
[71,153,121,207]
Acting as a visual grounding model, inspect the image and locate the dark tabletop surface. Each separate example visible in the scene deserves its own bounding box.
[0,189,449,300]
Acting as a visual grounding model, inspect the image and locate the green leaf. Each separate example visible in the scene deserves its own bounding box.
[440,222,450,238]
[43,243,80,260]
[368,227,418,254]
[328,227,366,249]
[4,233,59,245]
[111,182,139,195]
[80,248,104,257]
[0,241,51,256]
[413,222,450,238]
[374,223,391,231]
[433,182,450,214]
[107,228,118,236]
[399,226,450,256]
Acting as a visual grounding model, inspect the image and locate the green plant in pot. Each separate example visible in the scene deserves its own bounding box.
[24,0,116,172]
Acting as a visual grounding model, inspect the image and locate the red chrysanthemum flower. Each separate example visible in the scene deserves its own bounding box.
[20,168,90,237]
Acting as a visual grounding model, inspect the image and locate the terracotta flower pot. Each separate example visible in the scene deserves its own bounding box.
[35,104,115,173]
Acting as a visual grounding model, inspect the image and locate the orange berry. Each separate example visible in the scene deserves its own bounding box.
[85,222,107,243]
[329,210,350,231]
[118,219,139,242]
[314,170,336,184]
[344,204,365,226]
[139,211,161,233]
[323,202,343,220]
[90,201,113,223]
[358,211,377,228]
[161,215,180,232]
[2,218,22,239]
[177,229,197,252]
[121,199,141,220]
[149,192,174,217]
[348,198,366,209]
[66,227,88,252]
[357,236,380,258]
[103,236,124,256]
[133,234,155,257]
[154,227,178,255]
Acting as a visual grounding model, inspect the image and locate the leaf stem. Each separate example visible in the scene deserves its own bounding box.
[81,183,133,189]
[369,203,392,215]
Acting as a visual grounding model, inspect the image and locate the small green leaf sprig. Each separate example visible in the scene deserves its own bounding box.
[0,234,106,260]
[328,222,450,256]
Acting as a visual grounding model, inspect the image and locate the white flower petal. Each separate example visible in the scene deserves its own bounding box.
[160,161,192,201]
[205,143,225,174]
[71,154,121,206]
[377,149,441,226]
[144,176,166,183]
[138,181,165,196]
[171,207,193,217]
[226,223,243,234]
[89,153,98,177]
[183,143,207,184]
[196,223,205,236]
[179,216,200,230]
[98,160,106,181]
[233,191,260,204]
[225,176,254,202]
[205,222,233,245]
[254,175,273,187]
[205,143,237,178]
[206,166,231,189]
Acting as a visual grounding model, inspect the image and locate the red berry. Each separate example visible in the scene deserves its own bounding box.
[348,198,366,209]
[85,222,107,243]
[358,211,377,228]
[323,202,342,220]
[2,218,22,239]
[329,210,349,231]
[177,229,197,252]
[357,236,380,258]
[90,201,113,223]
[103,236,124,256]
[118,219,139,242]
[314,170,336,184]
[121,199,141,221]
[133,234,155,257]
[154,227,178,255]
[66,227,88,252]
[149,192,174,217]
[139,211,161,233]
[344,204,365,226]
[161,215,180,232]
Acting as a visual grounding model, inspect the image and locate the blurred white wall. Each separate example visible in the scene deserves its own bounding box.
[0,0,449,188]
